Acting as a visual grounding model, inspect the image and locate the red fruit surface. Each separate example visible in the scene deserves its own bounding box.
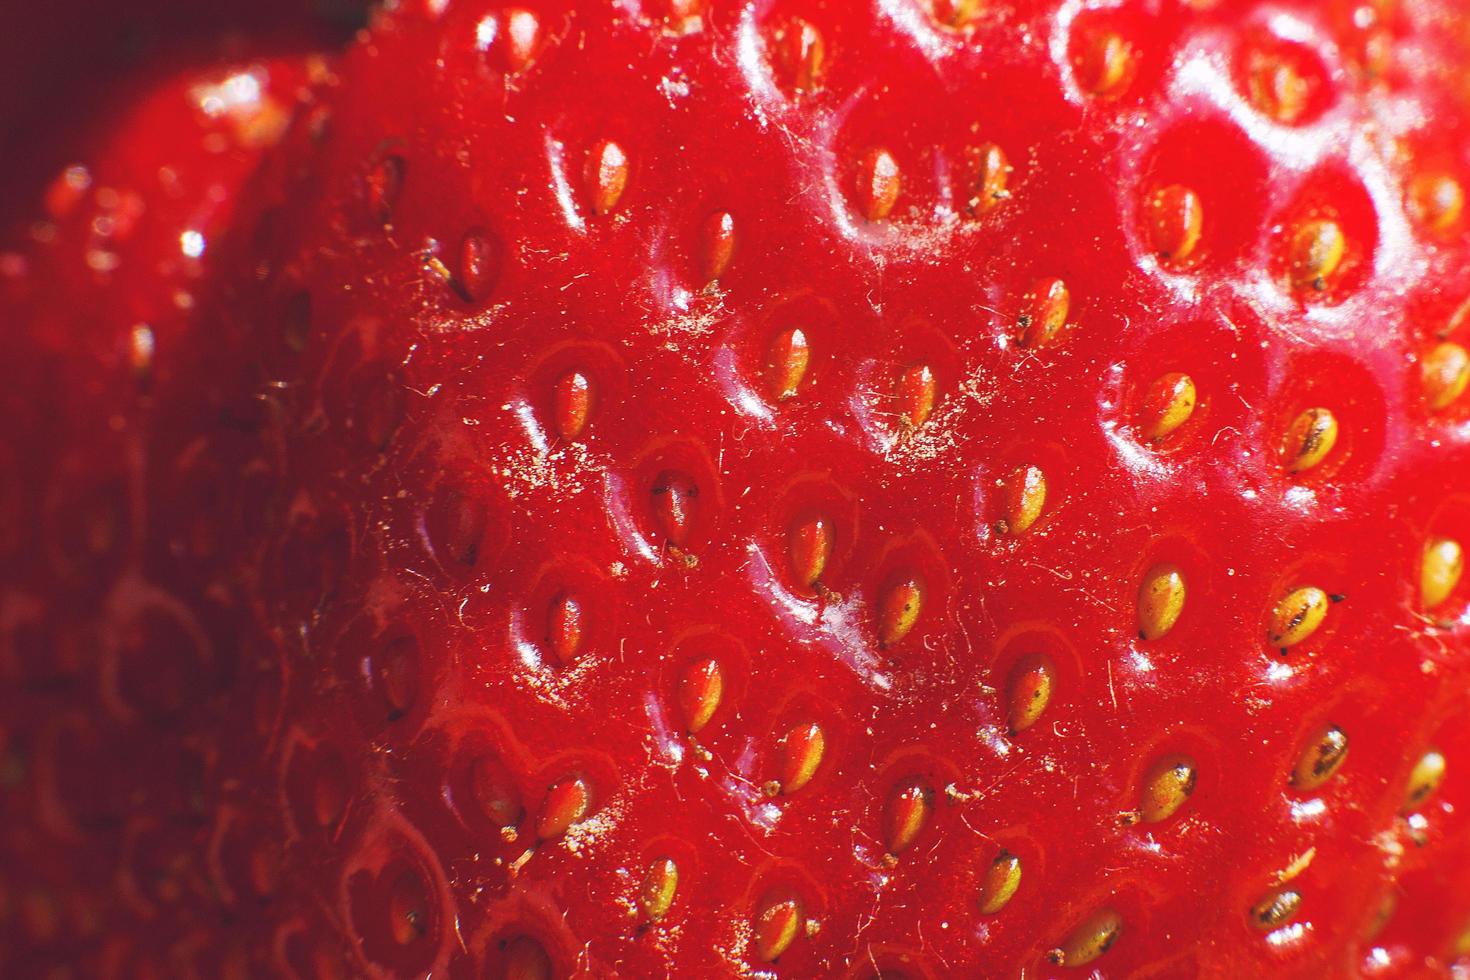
[7,1,1470,977]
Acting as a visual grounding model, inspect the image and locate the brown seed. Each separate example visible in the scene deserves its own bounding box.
[1409,173,1465,234]
[1422,536,1464,610]
[503,935,553,980]
[883,779,933,854]
[457,227,500,303]
[896,363,936,428]
[877,576,924,647]
[855,148,902,222]
[1137,563,1186,640]
[1018,278,1070,347]
[1139,372,1197,443]
[1145,184,1204,264]
[978,850,1023,914]
[776,721,826,794]
[1049,908,1123,967]
[376,636,420,720]
[753,893,803,962]
[1287,218,1346,292]
[649,470,698,548]
[1291,723,1348,792]
[1423,341,1470,412]
[1402,750,1446,814]
[677,657,724,734]
[787,514,833,589]
[766,328,810,401]
[365,154,405,226]
[478,9,544,75]
[588,140,629,215]
[640,856,679,922]
[701,211,737,283]
[536,776,591,839]
[470,754,523,828]
[1283,407,1339,473]
[1074,29,1135,97]
[998,464,1047,535]
[1250,889,1303,931]
[771,17,826,94]
[547,592,584,664]
[551,370,591,440]
[966,143,1011,215]
[388,871,430,945]
[1268,586,1331,651]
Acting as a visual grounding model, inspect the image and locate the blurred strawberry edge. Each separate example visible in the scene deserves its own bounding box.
[0,0,369,229]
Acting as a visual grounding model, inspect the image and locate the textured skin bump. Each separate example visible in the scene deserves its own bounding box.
[6,1,1470,977]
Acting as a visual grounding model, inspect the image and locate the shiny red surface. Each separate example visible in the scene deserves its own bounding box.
[5,0,1470,976]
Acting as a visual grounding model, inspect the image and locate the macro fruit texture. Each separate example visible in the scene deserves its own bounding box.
[7,0,1470,976]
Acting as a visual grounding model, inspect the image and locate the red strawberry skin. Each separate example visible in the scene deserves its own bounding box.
[7,0,1470,977]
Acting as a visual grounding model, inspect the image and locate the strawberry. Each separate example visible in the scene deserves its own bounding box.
[7,0,1470,976]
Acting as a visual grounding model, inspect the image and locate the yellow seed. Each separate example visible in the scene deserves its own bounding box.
[883,779,933,855]
[657,0,704,31]
[1137,563,1186,640]
[640,857,679,922]
[1049,908,1123,967]
[776,721,826,794]
[1410,173,1465,234]
[677,658,724,734]
[978,850,1023,914]
[1139,372,1197,443]
[1366,890,1397,942]
[1269,586,1331,651]
[1423,341,1470,412]
[753,894,803,962]
[1006,653,1055,734]
[766,327,810,401]
[878,576,924,647]
[1422,537,1464,611]
[998,464,1047,535]
[1250,889,1303,931]
[1283,407,1339,473]
[1287,218,1346,292]
[1247,51,1310,123]
[1141,754,1197,823]
[1291,723,1349,792]
[1452,915,1470,958]
[932,0,983,28]
[1402,749,1446,814]
[1075,29,1135,97]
